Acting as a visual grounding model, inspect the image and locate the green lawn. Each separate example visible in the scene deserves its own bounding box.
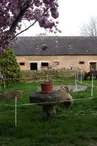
[0,77,97,146]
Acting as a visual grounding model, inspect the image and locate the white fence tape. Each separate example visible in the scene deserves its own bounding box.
[0,74,97,126]
[0,95,95,126]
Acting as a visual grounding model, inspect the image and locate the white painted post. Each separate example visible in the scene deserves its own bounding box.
[15,96,17,126]
[3,79,6,88]
[75,72,76,85]
[76,72,78,81]
[80,72,83,84]
[75,72,78,91]
[91,74,94,97]
[75,79,78,91]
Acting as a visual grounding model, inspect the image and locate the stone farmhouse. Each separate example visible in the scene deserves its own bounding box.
[13,36,97,72]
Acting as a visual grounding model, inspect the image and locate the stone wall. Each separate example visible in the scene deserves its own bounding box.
[16,55,97,72]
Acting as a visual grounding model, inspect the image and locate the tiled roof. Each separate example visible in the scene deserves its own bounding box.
[13,36,97,56]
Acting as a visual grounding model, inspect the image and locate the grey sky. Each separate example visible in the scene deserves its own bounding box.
[19,0,97,36]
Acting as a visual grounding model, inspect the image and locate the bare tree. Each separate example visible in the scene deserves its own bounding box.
[80,17,97,36]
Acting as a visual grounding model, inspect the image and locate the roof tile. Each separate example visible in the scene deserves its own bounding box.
[13,36,97,55]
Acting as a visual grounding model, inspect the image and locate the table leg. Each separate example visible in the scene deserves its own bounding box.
[42,105,56,116]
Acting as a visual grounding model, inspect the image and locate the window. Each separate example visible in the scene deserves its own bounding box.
[79,61,85,64]
[19,62,25,66]
[41,62,49,67]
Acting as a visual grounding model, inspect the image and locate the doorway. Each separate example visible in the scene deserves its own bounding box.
[90,62,96,71]
[30,63,37,70]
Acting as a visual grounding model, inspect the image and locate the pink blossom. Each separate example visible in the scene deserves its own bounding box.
[0,0,59,52]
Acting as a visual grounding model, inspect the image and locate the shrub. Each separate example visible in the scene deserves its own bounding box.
[0,48,21,84]
[20,69,76,82]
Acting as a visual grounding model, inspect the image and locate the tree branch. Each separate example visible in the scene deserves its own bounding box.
[11,20,37,39]
[9,0,33,33]
[11,7,49,39]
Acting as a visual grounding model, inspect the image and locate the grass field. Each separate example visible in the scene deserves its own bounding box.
[0,77,97,146]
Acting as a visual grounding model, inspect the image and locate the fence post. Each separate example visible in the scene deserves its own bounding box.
[75,72,78,91]
[80,72,83,84]
[91,74,94,97]
[3,79,6,88]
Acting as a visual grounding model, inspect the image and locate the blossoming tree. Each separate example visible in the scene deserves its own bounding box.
[0,0,59,53]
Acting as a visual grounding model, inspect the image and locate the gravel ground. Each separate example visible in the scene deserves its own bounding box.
[54,85,87,92]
